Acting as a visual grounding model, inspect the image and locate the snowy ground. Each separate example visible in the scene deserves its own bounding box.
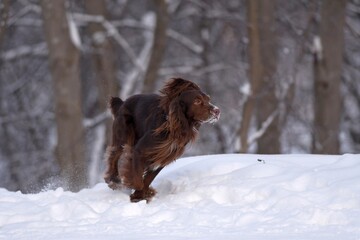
[1,154,360,240]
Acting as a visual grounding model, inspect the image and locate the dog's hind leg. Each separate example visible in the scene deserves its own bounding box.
[104,146,123,190]
[119,146,145,191]
[105,107,134,190]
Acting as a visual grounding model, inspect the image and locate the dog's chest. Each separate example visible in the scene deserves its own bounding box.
[149,140,187,170]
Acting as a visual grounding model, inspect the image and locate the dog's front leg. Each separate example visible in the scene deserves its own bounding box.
[130,167,163,203]
[130,149,145,190]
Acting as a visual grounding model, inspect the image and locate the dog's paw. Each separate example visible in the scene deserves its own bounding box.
[104,173,119,183]
[129,190,144,203]
[145,187,157,200]
[130,187,157,203]
[104,174,122,190]
[107,181,123,190]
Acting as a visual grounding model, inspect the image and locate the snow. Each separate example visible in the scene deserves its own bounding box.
[240,82,251,96]
[313,36,322,61]
[67,14,81,50]
[1,154,360,240]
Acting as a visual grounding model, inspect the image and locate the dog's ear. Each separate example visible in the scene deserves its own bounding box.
[168,97,189,139]
[159,78,200,113]
[160,78,200,99]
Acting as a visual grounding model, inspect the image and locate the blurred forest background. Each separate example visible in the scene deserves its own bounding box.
[0,0,359,192]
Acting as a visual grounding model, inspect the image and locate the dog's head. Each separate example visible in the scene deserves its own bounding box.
[176,90,220,124]
[161,78,220,125]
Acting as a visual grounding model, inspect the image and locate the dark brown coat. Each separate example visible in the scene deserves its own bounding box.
[104,78,220,202]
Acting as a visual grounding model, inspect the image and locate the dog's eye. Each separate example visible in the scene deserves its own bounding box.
[194,99,202,105]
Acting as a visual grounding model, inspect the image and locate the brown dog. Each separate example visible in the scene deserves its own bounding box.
[104,78,220,202]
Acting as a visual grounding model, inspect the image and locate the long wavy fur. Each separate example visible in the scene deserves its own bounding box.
[148,79,200,169]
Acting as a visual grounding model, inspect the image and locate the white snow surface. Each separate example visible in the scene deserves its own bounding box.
[1,154,360,240]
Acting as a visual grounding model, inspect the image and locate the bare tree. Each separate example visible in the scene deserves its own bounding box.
[312,0,347,154]
[142,0,168,93]
[85,0,118,144]
[0,0,10,48]
[240,0,280,153]
[198,3,227,153]
[41,0,87,191]
[0,0,15,190]
[255,0,280,154]
[239,0,261,153]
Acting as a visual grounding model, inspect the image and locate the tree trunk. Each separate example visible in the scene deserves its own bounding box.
[142,0,168,93]
[85,0,119,185]
[85,0,118,114]
[0,0,10,48]
[312,0,346,154]
[255,0,280,154]
[85,1,118,141]
[0,0,14,189]
[239,0,262,153]
[41,0,87,191]
[240,0,280,153]
[199,5,226,153]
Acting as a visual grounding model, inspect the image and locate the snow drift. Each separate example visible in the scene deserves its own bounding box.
[0,154,359,240]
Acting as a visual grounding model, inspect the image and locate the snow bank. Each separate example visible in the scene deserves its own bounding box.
[0,154,360,240]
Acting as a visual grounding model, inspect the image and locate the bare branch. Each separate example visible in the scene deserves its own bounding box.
[159,62,236,76]
[112,19,203,54]
[159,65,197,75]
[167,29,203,54]
[0,110,54,125]
[83,112,111,129]
[247,110,279,147]
[346,20,360,38]
[102,19,145,73]
[73,13,144,73]
[1,43,47,60]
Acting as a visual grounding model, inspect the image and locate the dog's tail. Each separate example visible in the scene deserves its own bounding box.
[109,96,124,116]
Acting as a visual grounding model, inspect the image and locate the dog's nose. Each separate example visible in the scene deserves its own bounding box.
[212,107,220,117]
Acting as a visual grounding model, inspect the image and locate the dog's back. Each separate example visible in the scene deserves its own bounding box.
[117,94,166,141]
